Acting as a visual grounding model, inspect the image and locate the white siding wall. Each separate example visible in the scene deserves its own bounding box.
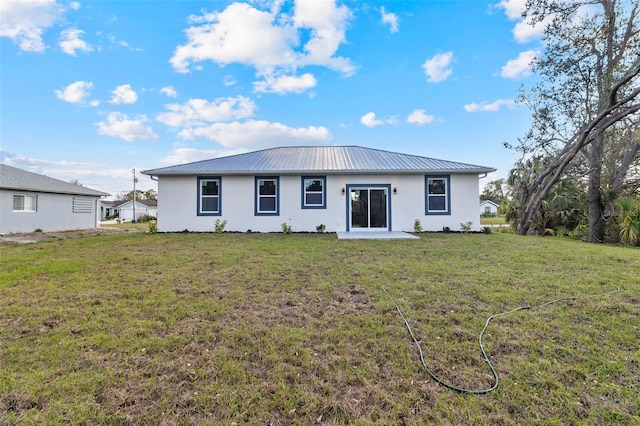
[157,173,482,233]
[0,190,101,234]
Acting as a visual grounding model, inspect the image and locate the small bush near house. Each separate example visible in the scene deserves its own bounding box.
[214,219,227,234]
[460,222,473,233]
[281,222,293,234]
[316,224,326,233]
[413,219,423,233]
[482,226,492,234]
[147,221,157,234]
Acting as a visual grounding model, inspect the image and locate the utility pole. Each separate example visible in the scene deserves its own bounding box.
[132,168,137,222]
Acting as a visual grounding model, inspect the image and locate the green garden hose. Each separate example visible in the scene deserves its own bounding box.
[377,280,621,394]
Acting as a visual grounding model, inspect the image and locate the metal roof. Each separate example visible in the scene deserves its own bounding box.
[0,164,110,197]
[142,146,495,176]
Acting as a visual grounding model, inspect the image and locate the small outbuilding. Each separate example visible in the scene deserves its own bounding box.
[142,146,495,234]
[0,164,109,234]
[112,199,158,221]
[479,200,500,217]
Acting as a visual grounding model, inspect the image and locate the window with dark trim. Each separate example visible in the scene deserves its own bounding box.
[255,177,279,215]
[425,175,451,215]
[301,176,326,209]
[197,176,221,216]
[13,194,37,212]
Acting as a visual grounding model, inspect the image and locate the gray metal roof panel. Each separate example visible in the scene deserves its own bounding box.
[142,146,496,176]
[0,164,110,197]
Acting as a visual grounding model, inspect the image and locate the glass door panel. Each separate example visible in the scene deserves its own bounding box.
[350,189,369,228]
[370,189,387,228]
[350,187,388,230]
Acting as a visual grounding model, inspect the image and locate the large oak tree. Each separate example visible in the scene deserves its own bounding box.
[511,0,640,241]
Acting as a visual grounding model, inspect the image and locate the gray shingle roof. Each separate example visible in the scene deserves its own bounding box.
[142,146,495,176]
[0,164,110,197]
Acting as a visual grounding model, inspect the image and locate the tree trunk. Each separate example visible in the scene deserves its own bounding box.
[587,131,605,242]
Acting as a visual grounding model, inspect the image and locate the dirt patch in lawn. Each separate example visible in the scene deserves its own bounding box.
[0,226,138,244]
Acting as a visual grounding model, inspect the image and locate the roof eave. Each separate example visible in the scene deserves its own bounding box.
[142,168,496,176]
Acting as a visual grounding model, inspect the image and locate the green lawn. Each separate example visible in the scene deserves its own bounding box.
[480,216,508,226]
[1,232,638,425]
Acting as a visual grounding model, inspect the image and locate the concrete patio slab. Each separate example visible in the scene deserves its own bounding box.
[336,231,419,240]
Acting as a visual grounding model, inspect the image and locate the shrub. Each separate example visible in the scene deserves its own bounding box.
[460,221,473,233]
[442,226,450,233]
[281,222,292,234]
[482,226,492,234]
[413,219,423,233]
[316,224,326,233]
[214,219,227,234]
[137,214,155,223]
[617,197,640,246]
[148,221,157,234]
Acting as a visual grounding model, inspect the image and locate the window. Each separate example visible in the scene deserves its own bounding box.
[255,177,279,215]
[13,194,37,212]
[73,197,93,213]
[197,177,221,216]
[425,175,450,215]
[301,176,326,209]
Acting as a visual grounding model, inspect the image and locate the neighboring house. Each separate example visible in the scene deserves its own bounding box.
[480,200,500,217]
[141,146,495,233]
[112,199,157,221]
[101,200,117,219]
[0,164,109,234]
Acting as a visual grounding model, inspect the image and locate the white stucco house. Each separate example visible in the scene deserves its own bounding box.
[141,146,495,234]
[480,200,500,217]
[0,164,109,234]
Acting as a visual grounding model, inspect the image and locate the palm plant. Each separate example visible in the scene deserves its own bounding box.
[617,197,640,245]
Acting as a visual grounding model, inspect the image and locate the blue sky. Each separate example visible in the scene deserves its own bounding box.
[1,0,542,198]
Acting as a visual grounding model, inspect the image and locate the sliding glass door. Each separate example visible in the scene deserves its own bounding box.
[350,187,388,231]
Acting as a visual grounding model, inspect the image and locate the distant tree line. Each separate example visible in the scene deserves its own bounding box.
[117,189,157,201]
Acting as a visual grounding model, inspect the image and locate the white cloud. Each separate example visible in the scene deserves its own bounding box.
[170,1,355,80]
[157,96,257,128]
[170,3,297,73]
[497,0,548,43]
[160,86,178,98]
[96,112,158,141]
[0,0,63,52]
[293,0,354,73]
[360,112,396,127]
[422,52,453,83]
[381,7,399,33]
[464,99,516,112]
[54,80,94,103]
[406,109,435,125]
[501,49,539,79]
[59,28,92,56]
[178,119,332,150]
[253,73,317,94]
[69,2,81,11]
[109,84,138,104]
[223,75,237,86]
[106,33,142,51]
[160,147,247,164]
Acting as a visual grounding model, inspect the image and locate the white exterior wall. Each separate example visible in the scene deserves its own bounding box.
[157,173,482,233]
[0,190,101,234]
